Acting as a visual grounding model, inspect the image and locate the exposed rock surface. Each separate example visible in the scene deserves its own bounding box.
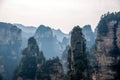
[15,24,37,49]
[34,25,63,59]
[61,25,95,75]
[0,22,22,80]
[82,25,95,48]
[52,29,69,42]
[67,26,90,80]
[15,24,69,59]
[61,37,70,48]
[82,25,96,65]
[15,37,63,80]
[14,37,45,80]
[36,57,63,80]
[61,45,69,74]
[95,12,120,80]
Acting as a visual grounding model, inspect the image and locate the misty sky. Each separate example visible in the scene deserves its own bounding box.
[0,0,120,33]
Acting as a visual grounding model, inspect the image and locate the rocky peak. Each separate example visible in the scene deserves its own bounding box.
[15,23,37,49]
[82,25,95,48]
[14,37,45,80]
[27,37,38,51]
[14,37,63,80]
[22,37,39,56]
[95,12,120,80]
[0,22,21,45]
[82,25,93,32]
[0,22,22,80]
[35,25,53,38]
[67,26,90,80]
[52,29,69,42]
[34,25,63,59]
[71,25,84,51]
[14,24,36,33]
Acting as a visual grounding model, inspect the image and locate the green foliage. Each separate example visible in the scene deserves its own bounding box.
[97,12,120,35]
[71,25,83,36]
[14,37,63,80]
[66,26,91,80]
[13,37,45,80]
[36,57,63,80]
[19,56,37,79]
[108,18,120,80]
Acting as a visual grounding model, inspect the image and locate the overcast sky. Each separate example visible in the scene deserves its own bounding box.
[0,0,120,33]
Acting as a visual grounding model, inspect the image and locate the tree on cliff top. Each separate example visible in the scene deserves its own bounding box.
[97,11,120,36]
[66,26,91,80]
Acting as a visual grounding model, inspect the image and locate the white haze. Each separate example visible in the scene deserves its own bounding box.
[0,0,120,33]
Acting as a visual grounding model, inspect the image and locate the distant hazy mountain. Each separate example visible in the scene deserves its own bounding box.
[0,22,22,80]
[61,45,69,74]
[15,24,69,59]
[14,24,37,33]
[34,25,65,59]
[52,29,69,42]
[14,24,37,48]
[82,25,95,48]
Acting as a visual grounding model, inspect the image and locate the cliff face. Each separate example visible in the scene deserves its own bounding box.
[67,26,90,80]
[15,24,37,49]
[14,37,45,80]
[34,25,63,59]
[52,29,69,42]
[0,22,22,80]
[36,57,63,80]
[82,25,95,48]
[61,46,69,74]
[15,37,63,80]
[117,21,120,49]
[45,58,63,80]
[95,12,120,80]
[95,21,115,80]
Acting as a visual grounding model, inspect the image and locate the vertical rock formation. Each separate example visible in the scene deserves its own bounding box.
[0,22,22,80]
[15,37,63,80]
[61,45,70,74]
[67,26,90,80]
[95,12,120,80]
[61,37,70,48]
[34,25,62,59]
[36,57,63,80]
[82,25,96,66]
[52,29,69,42]
[82,25,95,48]
[15,24,37,49]
[14,37,45,80]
